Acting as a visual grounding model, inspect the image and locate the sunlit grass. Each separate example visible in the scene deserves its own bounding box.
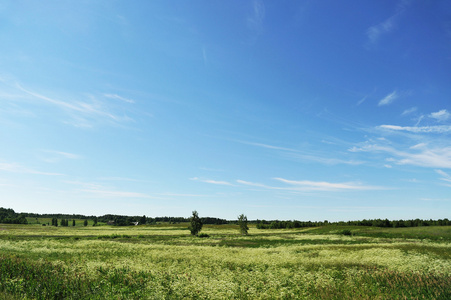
[0,224,450,299]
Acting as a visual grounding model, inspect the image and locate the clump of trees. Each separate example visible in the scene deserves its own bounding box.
[188,211,203,236]
[0,208,28,224]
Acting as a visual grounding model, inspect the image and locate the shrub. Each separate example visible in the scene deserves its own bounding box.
[342,229,352,236]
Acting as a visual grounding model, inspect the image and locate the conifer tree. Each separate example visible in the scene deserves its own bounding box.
[238,214,249,235]
[188,210,203,236]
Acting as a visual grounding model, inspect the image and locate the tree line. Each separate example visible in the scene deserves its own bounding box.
[1,207,449,229]
[256,218,451,229]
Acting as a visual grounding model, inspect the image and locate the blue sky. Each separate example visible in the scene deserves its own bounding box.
[1,0,450,221]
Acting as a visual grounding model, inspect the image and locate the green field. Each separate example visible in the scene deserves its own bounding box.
[0,224,450,299]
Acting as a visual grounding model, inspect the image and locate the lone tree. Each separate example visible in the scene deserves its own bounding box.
[238,214,249,235]
[188,210,203,236]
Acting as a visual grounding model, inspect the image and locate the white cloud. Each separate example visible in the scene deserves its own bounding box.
[273,177,382,191]
[378,124,451,133]
[351,143,451,169]
[421,198,451,202]
[235,178,384,192]
[40,150,82,163]
[402,107,417,116]
[357,96,367,106]
[15,84,134,127]
[190,177,233,186]
[378,91,398,106]
[435,169,451,183]
[236,139,362,166]
[410,143,427,149]
[103,93,135,104]
[367,16,396,44]
[429,109,450,122]
[366,1,411,45]
[236,179,271,189]
[0,162,62,176]
[287,153,364,166]
[237,140,299,152]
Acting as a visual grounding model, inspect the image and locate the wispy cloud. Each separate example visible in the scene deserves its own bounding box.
[429,109,450,122]
[286,152,364,166]
[402,107,417,116]
[14,83,134,128]
[39,150,82,163]
[247,0,265,32]
[350,143,451,169]
[190,177,233,186]
[236,139,362,166]
[435,169,451,185]
[236,178,383,192]
[236,179,271,189]
[367,15,396,44]
[0,162,62,176]
[421,197,451,202]
[378,124,451,133]
[103,93,135,104]
[357,96,367,106]
[273,177,382,191]
[237,140,299,152]
[366,1,411,45]
[378,91,398,106]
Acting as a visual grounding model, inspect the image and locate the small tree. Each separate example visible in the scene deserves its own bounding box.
[83,219,88,227]
[238,214,249,235]
[72,219,76,227]
[93,217,98,227]
[188,210,203,236]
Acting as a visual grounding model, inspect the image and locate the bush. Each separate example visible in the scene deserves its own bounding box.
[342,229,352,236]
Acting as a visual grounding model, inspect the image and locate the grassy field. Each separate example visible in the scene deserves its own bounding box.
[0,224,450,299]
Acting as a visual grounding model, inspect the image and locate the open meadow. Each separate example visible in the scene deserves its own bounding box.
[0,223,450,299]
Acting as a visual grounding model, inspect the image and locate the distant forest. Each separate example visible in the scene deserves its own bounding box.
[0,207,449,228]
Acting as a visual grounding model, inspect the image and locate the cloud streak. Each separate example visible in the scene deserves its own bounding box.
[367,16,396,44]
[190,177,233,186]
[39,150,82,163]
[273,178,382,191]
[103,93,135,104]
[378,91,398,106]
[236,178,383,192]
[350,144,451,169]
[15,83,134,128]
[0,162,62,176]
[378,124,451,133]
[366,1,411,45]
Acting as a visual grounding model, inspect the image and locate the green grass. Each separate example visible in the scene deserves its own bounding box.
[0,224,450,299]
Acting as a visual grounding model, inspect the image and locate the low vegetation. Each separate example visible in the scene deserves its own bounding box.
[0,221,450,299]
